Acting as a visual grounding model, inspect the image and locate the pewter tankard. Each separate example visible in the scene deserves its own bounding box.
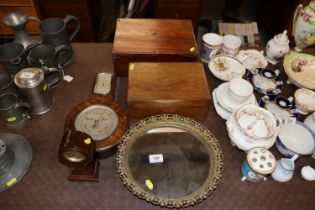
[14,68,56,115]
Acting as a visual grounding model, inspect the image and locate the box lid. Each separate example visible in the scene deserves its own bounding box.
[113,19,197,56]
[128,62,211,101]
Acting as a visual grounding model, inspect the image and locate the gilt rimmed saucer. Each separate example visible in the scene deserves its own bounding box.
[208,55,246,81]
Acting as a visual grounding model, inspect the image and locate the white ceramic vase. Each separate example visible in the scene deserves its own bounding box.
[292,1,315,52]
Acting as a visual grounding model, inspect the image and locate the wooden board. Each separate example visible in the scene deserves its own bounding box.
[128,62,211,121]
[112,19,198,76]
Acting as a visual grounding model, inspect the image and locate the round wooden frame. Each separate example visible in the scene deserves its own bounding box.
[116,114,224,208]
[65,96,127,152]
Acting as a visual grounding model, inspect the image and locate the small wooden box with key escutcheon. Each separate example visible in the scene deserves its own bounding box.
[112,19,198,77]
[127,62,211,122]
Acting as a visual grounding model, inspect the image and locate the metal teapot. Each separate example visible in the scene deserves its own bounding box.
[292,1,315,51]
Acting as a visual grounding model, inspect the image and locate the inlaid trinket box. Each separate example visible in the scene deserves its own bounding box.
[112,19,198,77]
[127,62,211,121]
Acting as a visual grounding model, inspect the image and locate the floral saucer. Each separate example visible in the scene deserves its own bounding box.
[212,88,231,120]
[208,55,246,81]
[236,49,268,70]
[247,68,283,95]
[216,82,256,113]
[259,95,299,120]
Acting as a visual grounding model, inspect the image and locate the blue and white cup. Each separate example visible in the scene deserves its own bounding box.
[200,33,223,63]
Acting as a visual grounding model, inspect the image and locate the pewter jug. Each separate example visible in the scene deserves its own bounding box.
[2,12,41,50]
[39,15,80,65]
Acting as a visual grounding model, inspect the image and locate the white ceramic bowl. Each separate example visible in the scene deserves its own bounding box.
[229,78,253,102]
[294,88,315,114]
[277,122,315,156]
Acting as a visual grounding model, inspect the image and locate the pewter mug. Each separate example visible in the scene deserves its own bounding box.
[0,74,18,95]
[0,93,30,127]
[28,44,71,68]
[27,44,67,88]
[0,43,29,75]
[39,15,80,65]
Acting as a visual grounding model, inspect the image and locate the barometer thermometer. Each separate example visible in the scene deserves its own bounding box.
[64,95,127,152]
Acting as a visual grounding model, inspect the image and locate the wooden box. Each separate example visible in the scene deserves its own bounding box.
[128,62,211,121]
[112,19,198,77]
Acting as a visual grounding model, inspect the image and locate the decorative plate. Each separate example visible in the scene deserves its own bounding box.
[236,49,268,70]
[259,95,299,120]
[247,68,283,95]
[283,51,315,90]
[208,55,246,81]
[216,82,256,113]
[226,111,278,152]
[235,104,278,139]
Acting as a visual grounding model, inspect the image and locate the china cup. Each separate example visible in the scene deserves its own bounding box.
[228,78,253,102]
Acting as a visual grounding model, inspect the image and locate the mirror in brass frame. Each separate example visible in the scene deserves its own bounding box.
[117,114,224,208]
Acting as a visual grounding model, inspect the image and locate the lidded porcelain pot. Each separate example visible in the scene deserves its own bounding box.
[266,30,290,65]
[292,1,315,52]
[241,147,276,182]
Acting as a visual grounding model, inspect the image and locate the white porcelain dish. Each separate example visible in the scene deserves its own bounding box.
[277,122,315,156]
[216,82,256,113]
[236,49,268,70]
[235,104,278,139]
[208,55,246,81]
[212,88,231,120]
